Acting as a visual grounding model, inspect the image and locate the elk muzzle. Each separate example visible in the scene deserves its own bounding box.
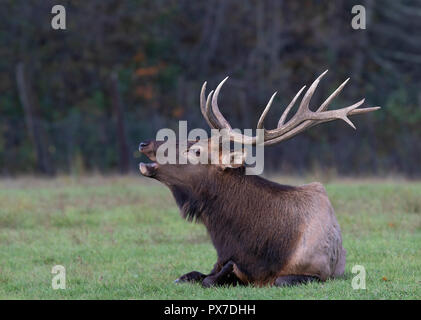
[139,140,158,177]
[139,162,158,177]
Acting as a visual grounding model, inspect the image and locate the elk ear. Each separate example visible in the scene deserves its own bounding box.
[220,150,247,170]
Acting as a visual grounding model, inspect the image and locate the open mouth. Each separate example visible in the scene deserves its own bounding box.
[139,162,158,177]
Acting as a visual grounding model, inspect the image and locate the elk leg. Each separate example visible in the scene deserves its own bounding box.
[202,261,241,288]
[274,275,320,287]
[174,271,207,283]
[174,261,223,283]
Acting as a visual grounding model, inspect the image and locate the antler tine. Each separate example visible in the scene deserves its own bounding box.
[297,70,328,114]
[349,106,381,115]
[200,82,216,128]
[257,92,277,129]
[278,85,306,127]
[317,77,349,112]
[200,81,206,114]
[205,90,221,129]
[211,77,232,130]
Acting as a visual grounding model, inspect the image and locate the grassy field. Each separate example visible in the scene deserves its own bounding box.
[0,175,419,299]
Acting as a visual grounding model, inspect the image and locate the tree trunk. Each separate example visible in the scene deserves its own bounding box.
[109,71,130,174]
[16,62,54,175]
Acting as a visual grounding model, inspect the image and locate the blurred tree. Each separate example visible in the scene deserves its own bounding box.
[109,71,129,174]
[0,0,420,176]
[16,62,54,175]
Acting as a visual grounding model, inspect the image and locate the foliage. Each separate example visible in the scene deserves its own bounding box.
[0,0,420,175]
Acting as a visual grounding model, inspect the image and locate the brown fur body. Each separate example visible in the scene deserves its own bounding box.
[167,165,345,285]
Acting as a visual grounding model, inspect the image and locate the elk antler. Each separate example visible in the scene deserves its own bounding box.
[200,70,381,146]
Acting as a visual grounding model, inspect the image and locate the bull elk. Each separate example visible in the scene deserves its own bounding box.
[139,70,380,287]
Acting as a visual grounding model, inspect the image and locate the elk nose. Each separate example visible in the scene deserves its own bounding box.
[139,141,151,151]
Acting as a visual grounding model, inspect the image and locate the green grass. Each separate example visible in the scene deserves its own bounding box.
[0,175,420,299]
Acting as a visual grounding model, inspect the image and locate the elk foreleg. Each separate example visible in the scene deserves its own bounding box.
[174,261,223,284]
[174,271,207,283]
[202,261,242,288]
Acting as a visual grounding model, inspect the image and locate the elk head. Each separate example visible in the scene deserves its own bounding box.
[139,70,380,184]
[138,137,247,186]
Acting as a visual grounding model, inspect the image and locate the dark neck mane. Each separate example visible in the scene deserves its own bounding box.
[169,167,245,221]
[169,167,294,222]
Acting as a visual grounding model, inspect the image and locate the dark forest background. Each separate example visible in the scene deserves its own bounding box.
[0,0,420,177]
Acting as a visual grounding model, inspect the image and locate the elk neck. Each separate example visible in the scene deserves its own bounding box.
[167,166,295,223]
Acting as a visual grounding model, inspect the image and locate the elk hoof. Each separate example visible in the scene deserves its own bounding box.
[175,271,206,284]
[202,276,216,288]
